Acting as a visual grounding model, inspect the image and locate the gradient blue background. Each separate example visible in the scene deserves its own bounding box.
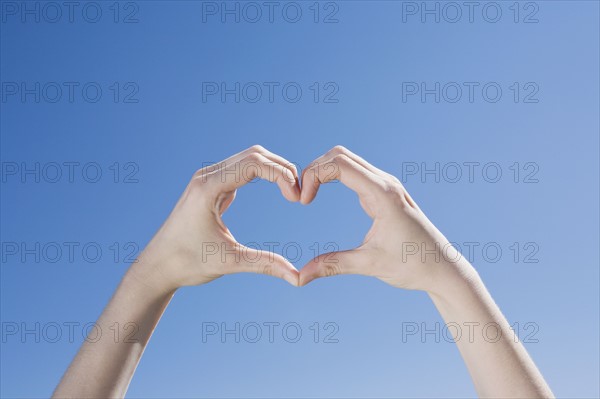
[1,1,599,397]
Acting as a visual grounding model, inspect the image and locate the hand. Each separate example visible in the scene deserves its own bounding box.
[133,145,302,291]
[298,146,475,293]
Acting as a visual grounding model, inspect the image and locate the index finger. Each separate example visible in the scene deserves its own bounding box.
[210,152,300,202]
[300,154,386,206]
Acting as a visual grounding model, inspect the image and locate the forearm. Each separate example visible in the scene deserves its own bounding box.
[53,260,175,398]
[53,147,301,397]
[428,260,553,398]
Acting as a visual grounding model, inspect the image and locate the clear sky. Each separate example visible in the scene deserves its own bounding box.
[1,1,599,398]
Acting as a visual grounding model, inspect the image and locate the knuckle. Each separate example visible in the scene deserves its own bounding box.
[245,152,264,163]
[194,162,220,179]
[192,169,203,179]
[332,153,350,166]
[191,168,210,183]
[250,144,266,153]
[381,182,411,208]
[189,173,212,193]
[382,181,402,196]
[261,263,273,276]
[322,262,342,277]
[287,162,298,176]
[390,175,402,185]
[332,145,348,155]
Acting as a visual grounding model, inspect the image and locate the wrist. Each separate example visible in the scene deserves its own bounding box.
[125,255,179,298]
[426,257,483,302]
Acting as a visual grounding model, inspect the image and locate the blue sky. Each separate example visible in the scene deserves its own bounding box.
[1,1,599,397]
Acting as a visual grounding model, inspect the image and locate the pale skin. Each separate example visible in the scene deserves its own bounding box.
[53,145,553,398]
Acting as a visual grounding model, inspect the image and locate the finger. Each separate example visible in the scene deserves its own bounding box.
[300,153,385,206]
[224,245,300,286]
[198,145,299,182]
[302,145,390,182]
[211,153,300,202]
[299,248,369,286]
[313,146,419,211]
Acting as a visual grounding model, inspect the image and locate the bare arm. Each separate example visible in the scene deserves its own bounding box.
[52,265,175,398]
[53,146,301,398]
[429,267,552,397]
[298,145,553,398]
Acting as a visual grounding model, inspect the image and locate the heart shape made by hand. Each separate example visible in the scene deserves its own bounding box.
[138,145,460,294]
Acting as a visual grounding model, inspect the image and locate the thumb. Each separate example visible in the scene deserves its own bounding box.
[299,248,368,286]
[226,244,300,286]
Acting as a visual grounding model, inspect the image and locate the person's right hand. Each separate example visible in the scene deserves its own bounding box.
[132,145,301,293]
[298,146,476,293]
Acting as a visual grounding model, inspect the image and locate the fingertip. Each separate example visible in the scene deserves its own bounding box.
[298,260,318,286]
[299,184,316,205]
[284,265,300,286]
[279,167,301,202]
[290,178,301,202]
[284,273,300,287]
[298,273,307,286]
[299,167,320,205]
[299,272,316,287]
[298,274,308,286]
[281,180,301,203]
[289,163,300,181]
[283,166,295,183]
[274,254,299,286]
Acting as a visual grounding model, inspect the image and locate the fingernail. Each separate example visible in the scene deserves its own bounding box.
[293,178,301,197]
[285,168,295,183]
[298,275,309,286]
[300,190,308,205]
